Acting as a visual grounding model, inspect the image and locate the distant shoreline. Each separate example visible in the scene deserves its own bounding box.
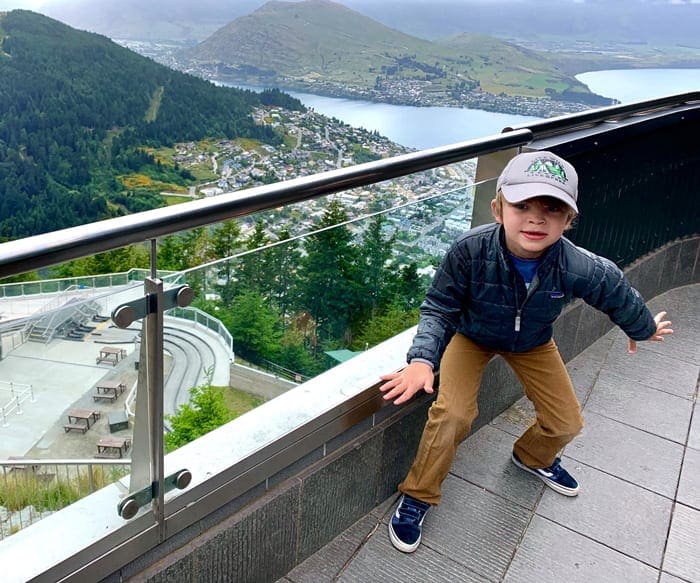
[212,75,597,119]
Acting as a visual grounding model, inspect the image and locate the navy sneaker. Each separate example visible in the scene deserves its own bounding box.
[388,494,431,553]
[511,451,579,496]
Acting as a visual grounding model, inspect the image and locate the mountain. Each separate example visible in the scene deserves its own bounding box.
[38,0,700,50]
[182,0,606,110]
[342,1,700,46]
[0,10,302,240]
[39,0,262,43]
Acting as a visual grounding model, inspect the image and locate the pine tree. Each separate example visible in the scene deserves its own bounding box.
[236,220,272,297]
[209,220,242,305]
[357,214,395,321]
[297,199,360,347]
[266,227,301,321]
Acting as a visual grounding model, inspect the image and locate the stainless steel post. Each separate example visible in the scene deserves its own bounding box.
[144,275,165,536]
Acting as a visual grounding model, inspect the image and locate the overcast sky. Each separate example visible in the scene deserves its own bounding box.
[0,0,42,8]
[0,1,682,20]
[3,0,699,8]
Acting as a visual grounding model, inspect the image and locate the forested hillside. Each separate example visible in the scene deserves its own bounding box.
[0,10,303,240]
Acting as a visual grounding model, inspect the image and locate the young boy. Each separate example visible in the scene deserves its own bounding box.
[379,150,673,553]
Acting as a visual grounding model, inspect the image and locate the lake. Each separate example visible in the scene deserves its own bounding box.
[222,82,540,149]
[281,92,540,150]
[576,68,700,104]
[224,69,699,150]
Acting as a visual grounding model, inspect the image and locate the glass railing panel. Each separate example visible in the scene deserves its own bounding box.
[0,157,484,544]
[23,282,49,295]
[162,159,478,434]
[0,460,130,540]
[0,279,148,540]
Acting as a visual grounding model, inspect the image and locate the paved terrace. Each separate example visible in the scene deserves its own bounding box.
[282,284,699,583]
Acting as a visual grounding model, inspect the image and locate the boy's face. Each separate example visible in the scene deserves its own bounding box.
[491,196,574,259]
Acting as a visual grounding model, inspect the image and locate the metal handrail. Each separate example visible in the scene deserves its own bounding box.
[0,458,129,467]
[0,268,174,299]
[0,130,532,279]
[502,90,700,139]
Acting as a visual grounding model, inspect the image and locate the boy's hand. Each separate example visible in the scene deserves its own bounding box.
[628,311,673,354]
[379,361,434,405]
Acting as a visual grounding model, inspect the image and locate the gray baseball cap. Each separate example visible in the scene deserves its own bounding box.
[496,150,579,213]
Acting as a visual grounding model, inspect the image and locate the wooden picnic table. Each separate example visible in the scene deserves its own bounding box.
[95,436,132,458]
[64,408,101,433]
[96,346,127,366]
[7,456,40,472]
[93,379,127,402]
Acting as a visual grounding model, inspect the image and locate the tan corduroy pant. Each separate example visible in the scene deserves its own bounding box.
[400,333,584,505]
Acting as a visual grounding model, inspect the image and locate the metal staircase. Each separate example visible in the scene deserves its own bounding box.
[26,297,101,343]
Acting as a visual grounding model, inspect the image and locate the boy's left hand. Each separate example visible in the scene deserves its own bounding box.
[628,311,673,354]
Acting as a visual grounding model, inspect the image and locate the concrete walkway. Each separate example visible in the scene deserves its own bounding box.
[283,284,699,583]
[0,314,232,459]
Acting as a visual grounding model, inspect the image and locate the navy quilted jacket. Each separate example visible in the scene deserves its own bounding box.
[407,223,657,369]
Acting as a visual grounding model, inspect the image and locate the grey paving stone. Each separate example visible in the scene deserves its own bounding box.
[285,513,380,583]
[659,572,691,583]
[566,412,684,498]
[337,526,488,583]
[663,503,700,582]
[585,370,693,443]
[504,515,659,583]
[278,285,699,583]
[489,338,602,439]
[536,460,672,567]
[633,330,700,373]
[648,283,700,318]
[678,446,700,511]
[422,475,531,582]
[689,399,700,451]
[490,395,535,437]
[614,286,700,365]
[599,338,698,400]
[566,332,616,404]
[451,424,543,508]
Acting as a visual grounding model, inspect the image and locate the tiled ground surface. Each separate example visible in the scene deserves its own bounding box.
[282,284,699,583]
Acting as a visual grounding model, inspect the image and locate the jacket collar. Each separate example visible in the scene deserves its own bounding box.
[495,223,563,273]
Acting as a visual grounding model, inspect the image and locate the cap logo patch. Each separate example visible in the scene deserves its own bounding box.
[526,158,568,184]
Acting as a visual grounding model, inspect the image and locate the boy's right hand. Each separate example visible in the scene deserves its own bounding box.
[379,361,434,405]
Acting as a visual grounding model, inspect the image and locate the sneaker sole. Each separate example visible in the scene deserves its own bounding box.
[388,520,421,553]
[511,453,579,497]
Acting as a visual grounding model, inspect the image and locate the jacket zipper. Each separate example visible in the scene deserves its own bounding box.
[514,274,540,333]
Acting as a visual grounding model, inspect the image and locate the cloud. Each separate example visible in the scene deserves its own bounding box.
[0,0,45,9]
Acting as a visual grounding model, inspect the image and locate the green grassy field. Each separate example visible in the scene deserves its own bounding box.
[216,386,264,417]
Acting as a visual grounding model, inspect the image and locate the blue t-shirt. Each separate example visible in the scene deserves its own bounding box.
[509,254,541,288]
